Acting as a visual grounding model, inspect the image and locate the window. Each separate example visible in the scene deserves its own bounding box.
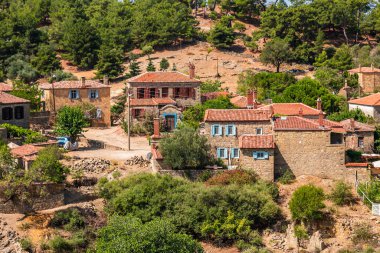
[137,88,145,99]
[330,133,343,145]
[253,151,269,160]
[256,128,263,135]
[2,107,12,120]
[231,148,239,158]
[162,87,169,97]
[225,125,236,136]
[358,137,364,148]
[15,106,24,119]
[211,124,222,136]
[217,148,227,159]
[174,88,180,98]
[96,108,102,119]
[69,90,79,99]
[89,90,99,99]
[150,88,156,98]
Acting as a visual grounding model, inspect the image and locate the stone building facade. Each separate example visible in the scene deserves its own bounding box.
[127,66,201,129]
[0,92,30,128]
[348,65,380,93]
[40,77,111,127]
[340,119,375,153]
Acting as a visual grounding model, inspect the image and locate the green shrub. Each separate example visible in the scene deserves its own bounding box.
[352,223,374,244]
[289,185,325,222]
[330,181,354,206]
[197,170,214,182]
[277,169,295,184]
[48,236,72,253]
[49,208,85,231]
[96,216,204,253]
[99,173,280,245]
[0,123,47,144]
[294,224,309,240]
[346,149,363,162]
[19,238,33,252]
[206,170,257,186]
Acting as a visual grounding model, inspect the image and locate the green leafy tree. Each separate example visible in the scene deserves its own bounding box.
[329,181,354,206]
[200,80,222,93]
[159,58,169,71]
[289,185,325,222]
[31,44,61,76]
[48,70,77,83]
[129,60,141,77]
[146,59,156,72]
[96,45,125,78]
[0,141,16,179]
[260,39,291,72]
[55,106,89,142]
[328,45,353,71]
[208,16,235,49]
[10,81,42,111]
[159,126,212,169]
[314,67,345,93]
[327,108,372,123]
[314,51,329,67]
[96,216,204,253]
[6,55,38,83]
[28,146,67,183]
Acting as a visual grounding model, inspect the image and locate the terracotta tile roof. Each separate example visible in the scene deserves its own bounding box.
[274,116,330,131]
[239,135,275,149]
[230,96,248,108]
[348,67,380,73]
[202,91,229,100]
[260,103,321,116]
[11,144,42,158]
[348,93,380,106]
[204,109,272,122]
[0,92,30,104]
[340,119,375,132]
[0,83,12,92]
[39,80,110,90]
[345,163,368,167]
[129,97,176,106]
[127,71,201,83]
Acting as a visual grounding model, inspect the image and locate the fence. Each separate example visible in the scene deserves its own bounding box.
[355,172,380,216]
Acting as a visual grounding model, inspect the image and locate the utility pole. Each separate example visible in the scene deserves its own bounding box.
[126,83,131,151]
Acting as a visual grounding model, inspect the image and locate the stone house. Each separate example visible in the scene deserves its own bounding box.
[126,65,201,130]
[203,108,275,181]
[340,119,375,153]
[40,77,111,127]
[348,65,380,93]
[10,144,42,170]
[348,93,380,120]
[0,92,30,128]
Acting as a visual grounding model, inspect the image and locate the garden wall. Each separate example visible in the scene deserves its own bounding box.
[0,182,64,214]
[157,169,227,180]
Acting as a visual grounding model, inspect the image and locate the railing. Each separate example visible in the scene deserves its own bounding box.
[355,176,380,216]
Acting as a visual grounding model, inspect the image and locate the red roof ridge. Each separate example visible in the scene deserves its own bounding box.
[348,93,380,106]
[0,91,30,104]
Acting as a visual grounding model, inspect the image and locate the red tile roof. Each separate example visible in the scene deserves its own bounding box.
[260,103,321,116]
[230,95,248,108]
[204,109,272,122]
[11,144,42,158]
[129,97,176,106]
[0,92,30,104]
[39,80,110,90]
[345,163,368,167]
[239,135,275,149]
[348,67,380,73]
[340,119,375,132]
[0,83,12,92]
[348,93,380,106]
[127,71,200,83]
[274,116,330,131]
[202,91,229,100]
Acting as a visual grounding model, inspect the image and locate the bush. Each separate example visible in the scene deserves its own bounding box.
[99,173,280,245]
[0,123,47,144]
[289,185,325,222]
[352,223,374,244]
[19,238,33,252]
[330,181,354,206]
[294,224,309,240]
[48,236,72,253]
[49,208,85,231]
[346,149,363,163]
[277,169,295,184]
[96,215,204,252]
[206,170,257,186]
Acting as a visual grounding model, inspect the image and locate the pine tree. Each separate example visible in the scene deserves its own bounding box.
[31,44,61,77]
[129,61,141,77]
[96,45,125,78]
[160,58,169,71]
[147,59,156,72]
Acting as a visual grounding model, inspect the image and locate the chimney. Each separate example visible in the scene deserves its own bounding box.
[247,90,253,109]
[188,62,195,79]
[268,104,274,117]
[359,64,362,72]
[153,118,160,137]
[350,118,355,130]
[253,90,258,109]
[298,107,303,117]
[318,110,324,126]
[81,77,86,87]
[316,97,322,111]
[103,76,109,86]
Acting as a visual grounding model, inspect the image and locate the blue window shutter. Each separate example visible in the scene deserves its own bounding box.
[76,90,80,99]
[218,124,222,135]
[232,125,236,136]
[69,91,71,99]
[224,148,228,158]
[216,148,220,158]
[264,152,269,159]
[236,148,239,158]
[253,151,257,159]
[96,90,99,98]
[211,125,215,136]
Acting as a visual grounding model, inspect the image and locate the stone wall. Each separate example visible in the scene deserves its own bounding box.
[358,72,380,93]
[349,104,376,118]
[0,128,6,141]
[345,132,374,153]
[44,87,111,127]
[30,111,50,129]
[240,148,274,181]
[157,169,227,180]
[0,103,30,128]
[0,182,64,214]
[274,130,346,179]
[344,166,370,183]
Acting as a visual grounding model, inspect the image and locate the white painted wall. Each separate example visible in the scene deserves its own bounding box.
[349,103,375,117]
